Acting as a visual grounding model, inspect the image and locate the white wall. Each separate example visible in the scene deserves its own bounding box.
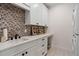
[48,4,73,51]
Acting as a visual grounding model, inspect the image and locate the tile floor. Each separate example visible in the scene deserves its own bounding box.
[47,47,73,56]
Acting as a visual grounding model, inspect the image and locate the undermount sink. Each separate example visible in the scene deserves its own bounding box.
[22,38,29,41]
[20,37,29,41]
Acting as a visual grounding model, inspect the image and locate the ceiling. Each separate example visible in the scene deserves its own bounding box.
[44,3,60,8]
[44,3,74,9]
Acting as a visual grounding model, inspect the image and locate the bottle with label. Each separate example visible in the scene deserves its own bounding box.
[1,28,8,42]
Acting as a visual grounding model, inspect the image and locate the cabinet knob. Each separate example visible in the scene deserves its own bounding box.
[36,23,39,25]
[42,52,45,55]
[22,53,25,56]
[25,51,28,54]
[42,39,45,40]
[42,44,44,47]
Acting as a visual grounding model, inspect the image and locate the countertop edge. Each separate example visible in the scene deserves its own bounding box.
[0,33,53,52]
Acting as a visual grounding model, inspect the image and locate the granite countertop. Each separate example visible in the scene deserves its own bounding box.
[0,33,52,52]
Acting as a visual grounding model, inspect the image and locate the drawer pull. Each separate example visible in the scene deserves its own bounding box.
[42,52,45,55]
[22,53,25,56]
[42,39,45,40]
[42,44,44,47]
[36,23,39,25]
[25,51,28,54]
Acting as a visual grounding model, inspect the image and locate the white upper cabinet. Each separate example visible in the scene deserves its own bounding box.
[25,3,48,26]
[12,3,48,26]
[30,3,42,25]
[41,4,48,26]
[25,3,40,25]
[12,3,30,11]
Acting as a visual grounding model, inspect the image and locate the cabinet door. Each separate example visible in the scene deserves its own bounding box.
[41,37,48,56]
[30,45,42,56]
[30,3,39,25]
[30,3,42,25]
[72,35,78,56]
[25,3,48,26]
[16,48,31,56]
[0,47,19,56]
[42,4,48,26]
[37,4,43,25]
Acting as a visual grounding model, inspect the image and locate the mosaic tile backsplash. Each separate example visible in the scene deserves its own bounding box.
[0,3,47,40]
[0,3,26,38]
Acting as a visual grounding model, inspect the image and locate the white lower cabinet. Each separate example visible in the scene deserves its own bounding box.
[41,37,48,56]
[0,47,18,56]
[16,45,42,56]
[30,45,42,56]
[0,37,48,56]
[16,48,31,56]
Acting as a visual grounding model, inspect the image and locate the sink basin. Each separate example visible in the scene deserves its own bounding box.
[22,38,29,41]
[20,37,29,41]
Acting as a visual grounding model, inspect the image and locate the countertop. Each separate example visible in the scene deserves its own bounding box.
[0,33,52,52]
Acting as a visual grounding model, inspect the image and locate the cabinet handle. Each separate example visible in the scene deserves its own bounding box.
[25,51,28,54]
[42,39,45,40]
[42,44,44,47]
[36,23,39,25]
[22,53,25,56]
[42,52,45,55]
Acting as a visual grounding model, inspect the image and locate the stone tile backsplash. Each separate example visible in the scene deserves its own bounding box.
[0,3,27,38]
[0,3,47,39]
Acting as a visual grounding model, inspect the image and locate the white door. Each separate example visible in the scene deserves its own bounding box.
[74,4,79,34]
[73,4,79,56]
[73,4,77,34]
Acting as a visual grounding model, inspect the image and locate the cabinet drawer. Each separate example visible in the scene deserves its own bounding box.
[15,39,39,53]
[41,37,48,56]
[0,37,48,56]
[41,46,47,56]
[41,38,47,47]
[0,47,18,56]
[42,37,47,43]
[0,39,39,56]
[17,48,31,56]
[16,42,32,53]
[30,45,42,56]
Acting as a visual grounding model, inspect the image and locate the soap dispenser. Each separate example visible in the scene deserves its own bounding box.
[1,28,8,42]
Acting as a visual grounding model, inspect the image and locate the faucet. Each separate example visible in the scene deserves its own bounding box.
[15,34,20,39]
